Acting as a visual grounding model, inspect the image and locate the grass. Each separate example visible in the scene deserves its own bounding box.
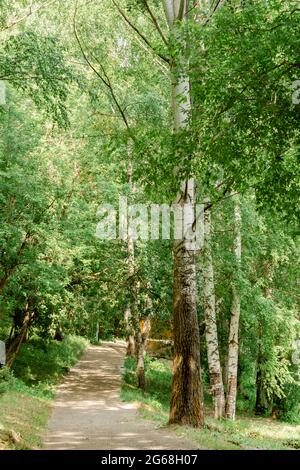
[121,355,300,450]
[0,335,88,450]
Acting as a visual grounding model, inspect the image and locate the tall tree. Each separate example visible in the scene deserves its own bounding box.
[202,199,225,419]
[162,0,204,427]
[226,194,242,420]
[124,159,136,357]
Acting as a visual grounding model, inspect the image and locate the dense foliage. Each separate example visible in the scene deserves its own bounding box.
[0,0,299,426]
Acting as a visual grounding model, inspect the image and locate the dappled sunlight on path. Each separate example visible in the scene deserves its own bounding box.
[43,342,198,450]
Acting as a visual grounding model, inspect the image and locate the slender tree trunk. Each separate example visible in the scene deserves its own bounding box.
[125,305,135,356]
[95,321,100,343]
[163,0,204,427]
[136,284,152,390]
[136,316,151,390]
[6,305,33,368]
[203,199,225,419]
[124,158,136,356]
[255,353,268,415]
[226,195,242,420]
[135,327,144,388]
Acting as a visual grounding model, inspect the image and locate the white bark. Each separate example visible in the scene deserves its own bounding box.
[203,199,225,418]
[95,322,99,342]
[124,158,136,356]
[163,0,184,27]
[136,283,152,390]
[163,0,204,427]
[226,194,242,420]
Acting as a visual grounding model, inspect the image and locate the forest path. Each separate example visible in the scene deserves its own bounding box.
[43,341,199,450]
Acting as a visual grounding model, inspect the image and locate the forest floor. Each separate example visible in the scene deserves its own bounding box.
[43,341,199,450]
[2,339,298,450]
[0,335,88,450]
[122,356,300,450]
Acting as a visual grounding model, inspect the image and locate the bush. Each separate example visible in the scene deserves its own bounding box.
[12,335,88,387]
[123,355,172,407]
[276,381,300,424]
[0,366,15,394]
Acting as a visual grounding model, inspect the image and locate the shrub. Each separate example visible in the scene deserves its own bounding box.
[276,381,300,424]
[0,366,15,394]
[12,335,88,386]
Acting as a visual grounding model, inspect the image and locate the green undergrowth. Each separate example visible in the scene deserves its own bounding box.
[0,335,88,449]
[121,355,300,451]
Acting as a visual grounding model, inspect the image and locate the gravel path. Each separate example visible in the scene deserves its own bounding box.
[43,341,199,450]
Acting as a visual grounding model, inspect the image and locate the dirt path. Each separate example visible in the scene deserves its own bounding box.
[43,341,199,450]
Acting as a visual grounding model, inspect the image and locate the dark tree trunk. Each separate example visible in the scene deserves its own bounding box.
[169,245,204,427]
[135,329,145,390]
[255,359,269,415]
[6,309,32,368]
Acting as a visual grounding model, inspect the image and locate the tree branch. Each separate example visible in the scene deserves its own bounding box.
[0,0,57,33]
[142,0,168,46]
[112,0,169,64]
[0,232,31,293]
[73,1,132,136]
[203,0,224,26]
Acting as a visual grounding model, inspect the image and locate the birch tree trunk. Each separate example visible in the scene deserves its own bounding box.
[124,234,135,356]
[136,316,151,390]
[124,158,136,356]
[226,194,242,420]
[136,282,153,389]
[163,0,204,427]
[203,199,225,419]
[125,307,135,356]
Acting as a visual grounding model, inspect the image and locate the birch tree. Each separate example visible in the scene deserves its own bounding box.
[202,199,225,418]
[135,282,153,390]
[226,194,242,420]
[162,0,204,426]
[124,159,136,357]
